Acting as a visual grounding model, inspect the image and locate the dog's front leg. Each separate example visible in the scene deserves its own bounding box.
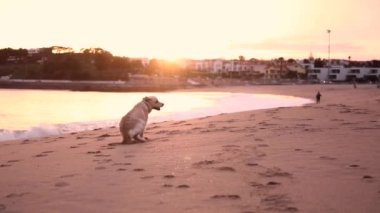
[140,131,149,141]
[135,133,148,142]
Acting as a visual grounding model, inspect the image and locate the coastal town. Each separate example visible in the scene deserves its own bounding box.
[1,47,380,90]
[2,0,380,212]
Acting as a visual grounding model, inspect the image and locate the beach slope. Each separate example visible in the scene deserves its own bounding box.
[0,84,379,212]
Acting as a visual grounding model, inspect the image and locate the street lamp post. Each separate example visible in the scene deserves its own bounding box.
[327,29,331,80]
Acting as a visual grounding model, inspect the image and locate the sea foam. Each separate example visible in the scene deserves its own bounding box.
[0,92,312,142]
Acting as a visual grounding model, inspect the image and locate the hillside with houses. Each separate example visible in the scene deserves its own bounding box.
[1,47,380,88]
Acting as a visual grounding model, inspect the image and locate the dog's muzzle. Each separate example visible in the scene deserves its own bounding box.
[154,103,164,110]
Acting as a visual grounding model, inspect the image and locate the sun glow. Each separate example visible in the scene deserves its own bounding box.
[1,0,380,60]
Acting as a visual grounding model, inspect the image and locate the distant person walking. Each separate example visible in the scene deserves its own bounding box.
[316,91,322,104]
[353,78,357,89]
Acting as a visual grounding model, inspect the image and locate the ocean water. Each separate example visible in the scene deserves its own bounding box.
[0,89,312,141]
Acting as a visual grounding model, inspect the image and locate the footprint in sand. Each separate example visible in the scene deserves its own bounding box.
[141,176,154,179]
[167,130,181,135]
[112,162,132,166]
[257,152,267,158]
[0,164,11,168]
[21,140,33,145]
[7,159,22,163]
[0,204,6,211]
[250,181,281,189]
[250,182,264,188]
[267,181,281,186]
[191,127,202,131]
[246,163,259,167]
[362,175,374,180]
[208,123,216,128]
[211,194,241,200]
[216,166,236,172]
[157,137,170,142]
[100,145,115,150]
[163,174,175,179]
[319,156,337,160]
[331,118,344,122]
[34,153,48,158]
[5,192,31,198]
[59,174,79,178]
[177,184,190,189]
[94,154,111,158]
[117,168,127,171]
[155,130,169,135]
[97,159,113,164]
[172,121,187,125]
[54,182,69,187]
[95,166,107,170]
[261,194,298,212]
[222,145,241,148]
[294,148,313,153]
[44,140,56,144]
[98,134,111,138]
[133,168,145,172]
[87,151,101,154]
[192,160,216,168]
[259,168,292,178]
[162,184,173,188]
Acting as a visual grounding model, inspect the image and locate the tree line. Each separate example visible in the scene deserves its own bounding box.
[0,47,188,81]
[3,46,379,81]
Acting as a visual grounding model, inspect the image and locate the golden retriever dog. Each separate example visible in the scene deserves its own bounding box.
[119,96,164,144]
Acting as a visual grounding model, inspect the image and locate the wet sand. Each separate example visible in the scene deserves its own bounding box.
[0,84,379,212]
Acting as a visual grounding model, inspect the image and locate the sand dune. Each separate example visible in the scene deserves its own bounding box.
[1,84,380,212]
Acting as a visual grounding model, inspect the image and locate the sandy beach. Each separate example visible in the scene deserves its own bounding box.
[1,84,379,213]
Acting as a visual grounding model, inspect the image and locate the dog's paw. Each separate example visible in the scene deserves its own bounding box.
[135,137,148,142]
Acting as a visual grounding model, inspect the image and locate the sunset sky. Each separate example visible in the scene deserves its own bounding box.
[1,0,379,60]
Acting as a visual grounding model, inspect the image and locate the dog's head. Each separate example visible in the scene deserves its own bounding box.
[143,96,164,111]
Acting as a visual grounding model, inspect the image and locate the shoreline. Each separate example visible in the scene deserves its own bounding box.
[1,77,366,93]
[0,84,379,212]
[0,79,185,92]
[0,90,312,142]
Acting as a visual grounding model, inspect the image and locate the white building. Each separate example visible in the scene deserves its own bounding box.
[308,66,380,82]
[187,59,307,79]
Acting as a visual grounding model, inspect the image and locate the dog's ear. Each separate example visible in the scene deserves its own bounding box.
[143,96,151,102]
